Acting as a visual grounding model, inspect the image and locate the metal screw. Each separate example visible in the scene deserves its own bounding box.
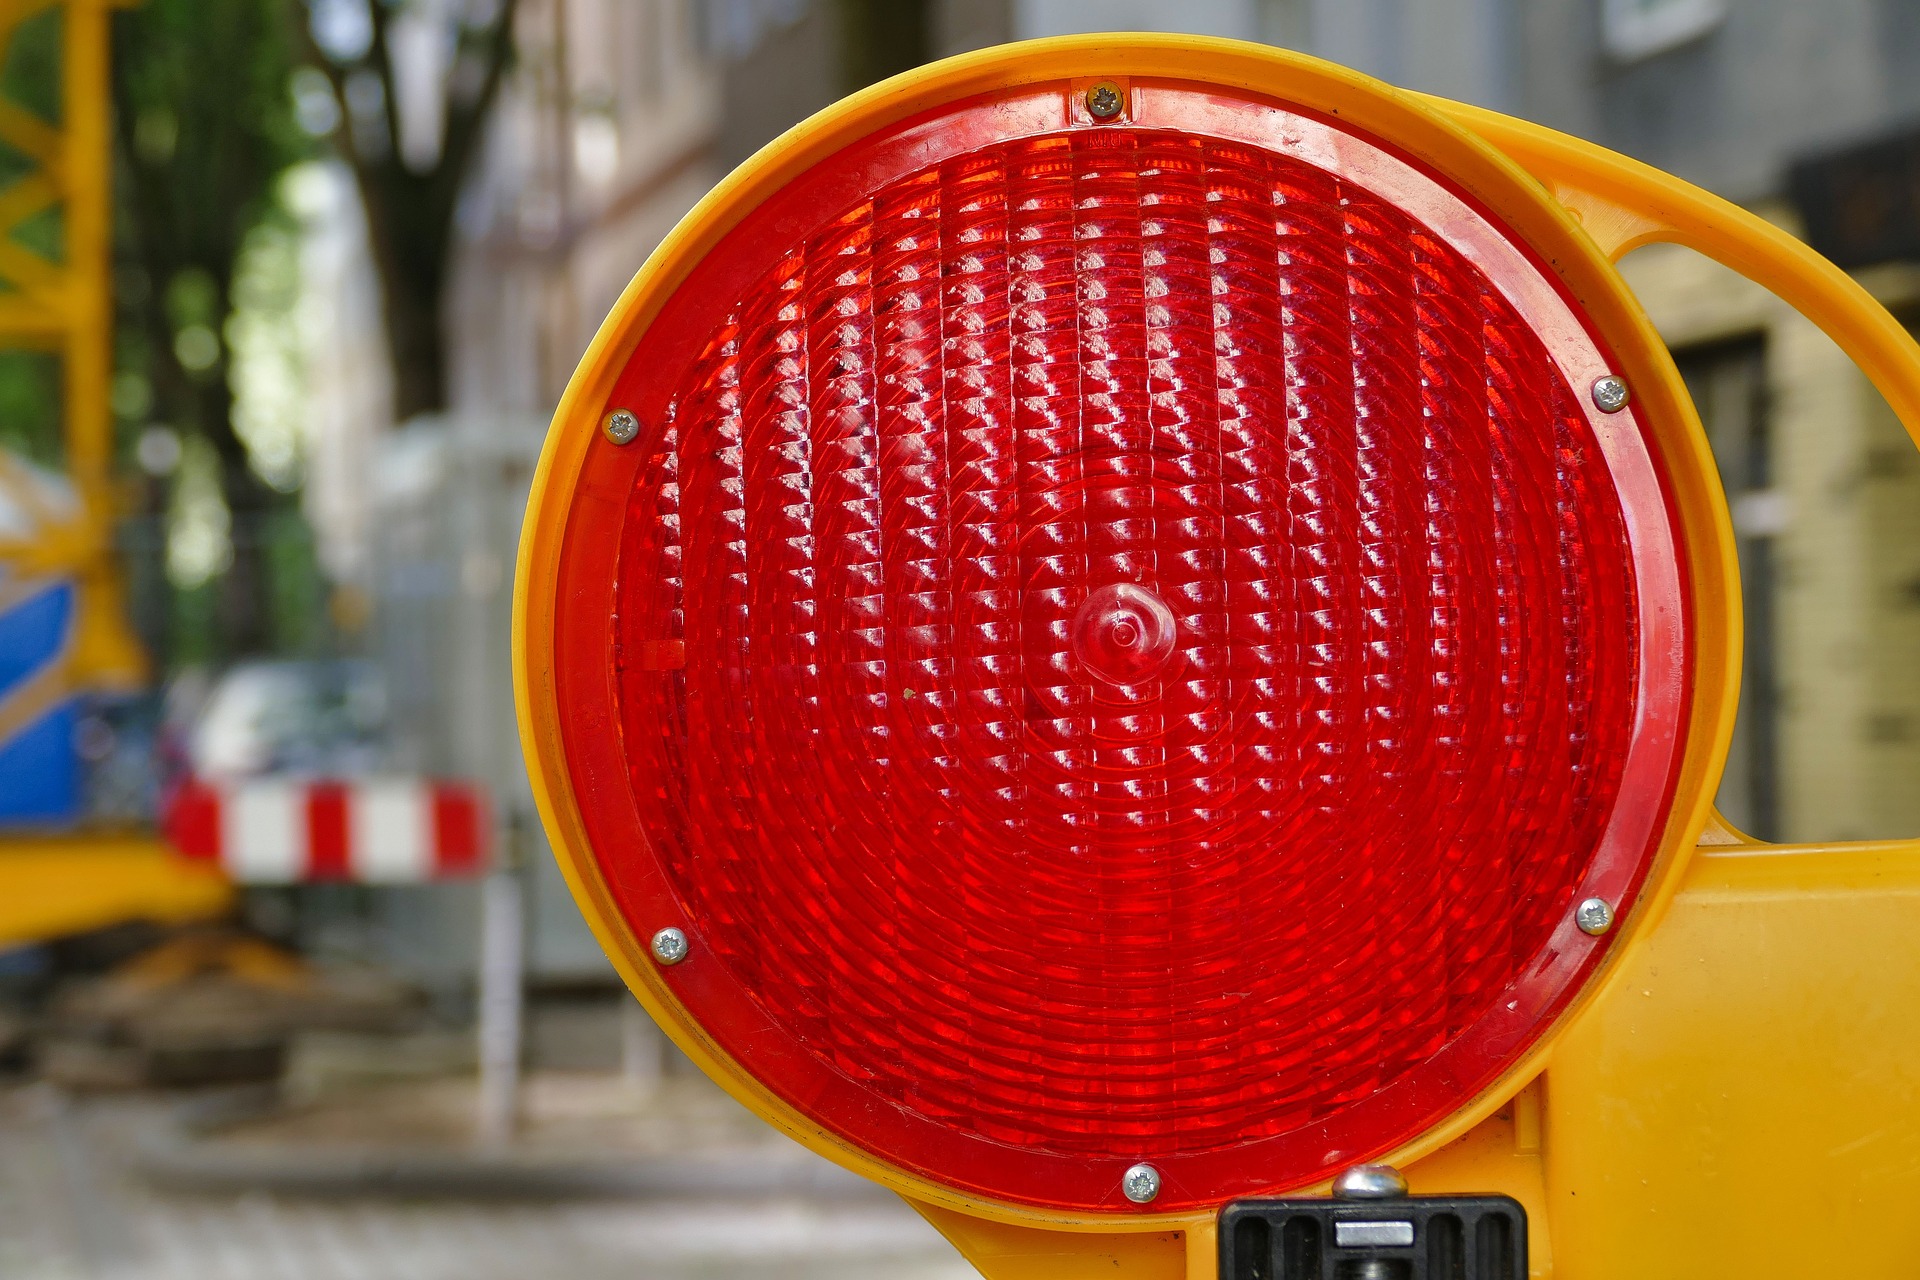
[1590,375,1630,413]
[1332,1164,1408,1200]
[1575,897,1615,936]
[1085,81,1124,121]
[650,927,690,965]
[603,408,642,445]
[1121,1163,1161,1204]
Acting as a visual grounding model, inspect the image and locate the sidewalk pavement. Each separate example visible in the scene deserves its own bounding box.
[0,1076,979,1280]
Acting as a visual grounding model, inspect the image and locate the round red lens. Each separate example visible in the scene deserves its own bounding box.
[555,82,1689,1211]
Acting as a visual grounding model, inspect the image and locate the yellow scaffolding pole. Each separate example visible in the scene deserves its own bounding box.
[1,1,229,942]
[0,0,147,689]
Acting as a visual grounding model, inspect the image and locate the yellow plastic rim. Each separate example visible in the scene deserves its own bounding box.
[513,34,1738,1230]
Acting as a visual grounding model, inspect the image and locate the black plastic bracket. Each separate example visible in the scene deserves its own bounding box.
[1218,1194,1527,1280]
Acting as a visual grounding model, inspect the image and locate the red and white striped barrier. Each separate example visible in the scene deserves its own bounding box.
[164,777,489,883]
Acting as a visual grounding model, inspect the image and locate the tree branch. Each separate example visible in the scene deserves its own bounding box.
[438,0,520,210]
[365,0,405,166]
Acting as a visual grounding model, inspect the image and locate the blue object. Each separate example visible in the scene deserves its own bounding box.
[0,580,73,689]
[0,578,80,826]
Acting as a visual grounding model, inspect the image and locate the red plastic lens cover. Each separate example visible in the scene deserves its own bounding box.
[553,81,1689,1212]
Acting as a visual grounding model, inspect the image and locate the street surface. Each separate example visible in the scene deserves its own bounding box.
[0,1084,978,1280]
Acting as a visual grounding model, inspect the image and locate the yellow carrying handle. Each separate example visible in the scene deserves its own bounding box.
[1430,97,1920,457]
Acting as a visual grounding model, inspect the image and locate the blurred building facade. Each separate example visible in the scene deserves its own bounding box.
[1507,0,1920,844]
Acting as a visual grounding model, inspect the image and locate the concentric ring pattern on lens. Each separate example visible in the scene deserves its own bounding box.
[598,109,1657,1208]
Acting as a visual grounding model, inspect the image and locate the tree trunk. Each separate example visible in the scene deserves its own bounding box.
[379,231,448,424]
[836,0,930,92]
[350,160,453,423]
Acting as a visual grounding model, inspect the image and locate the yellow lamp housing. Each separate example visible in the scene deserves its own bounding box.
[514,36,1920,1280]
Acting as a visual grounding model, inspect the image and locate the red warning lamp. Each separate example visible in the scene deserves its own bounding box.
[514,32,1920,1276]
[523,39,1693,1214]
[563,95,1688,1213]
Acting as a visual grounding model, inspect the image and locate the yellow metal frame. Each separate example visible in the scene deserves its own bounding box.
[0,833,229,949]
[0,3,225,947]
[0,0,145,690]
[516,36,1920,1280]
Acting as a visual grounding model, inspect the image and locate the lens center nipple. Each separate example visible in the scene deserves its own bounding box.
[1071,583,1178,685]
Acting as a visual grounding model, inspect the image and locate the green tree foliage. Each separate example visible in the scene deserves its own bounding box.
[0,351,61,467]
[111,0,313,659]
[113,0,307,497]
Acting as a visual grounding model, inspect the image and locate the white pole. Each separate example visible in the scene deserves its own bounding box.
[474,813,526,1147]
[620,997,664,1096]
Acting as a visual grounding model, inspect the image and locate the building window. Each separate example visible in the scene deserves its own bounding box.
[1676,337,1777,840]
[1601,0,1725,61]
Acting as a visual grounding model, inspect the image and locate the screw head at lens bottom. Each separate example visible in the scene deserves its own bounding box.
[1121,1163,1161,1204]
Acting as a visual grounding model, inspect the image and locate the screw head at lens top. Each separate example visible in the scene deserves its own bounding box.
[650,927,690,965]
[1085,81,1124,120]
[1590,375,1630,413]
[1121,1163,1161,1204]
[1575,897,1615,936]
[603,408,641,444]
